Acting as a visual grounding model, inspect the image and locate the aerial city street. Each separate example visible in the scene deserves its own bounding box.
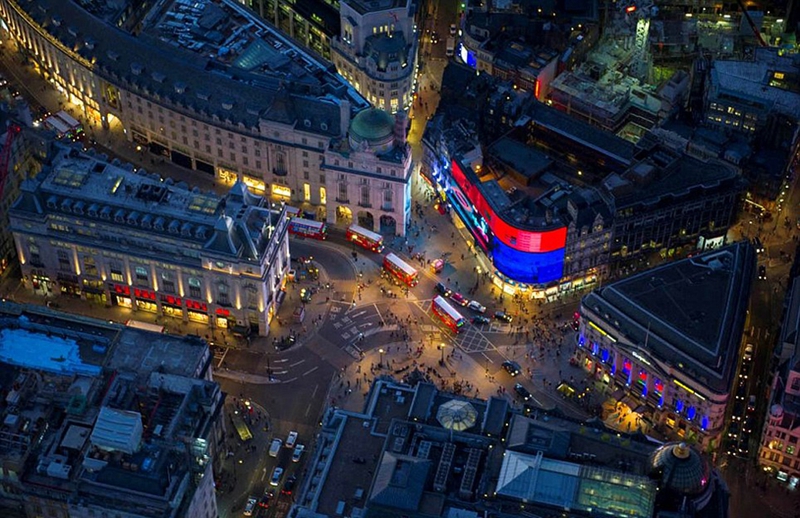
[0,0,798,517]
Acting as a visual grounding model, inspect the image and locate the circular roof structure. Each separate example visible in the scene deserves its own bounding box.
[436,400,478,431]
[350,108,394,144]
[648,442,710,496]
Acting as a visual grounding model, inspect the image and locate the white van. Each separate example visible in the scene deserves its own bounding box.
[268,438,282,457]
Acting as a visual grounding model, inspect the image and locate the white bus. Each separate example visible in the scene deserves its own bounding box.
[125,320,165,333]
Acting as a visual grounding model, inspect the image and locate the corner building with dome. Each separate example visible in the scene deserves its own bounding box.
[0,0,413,236]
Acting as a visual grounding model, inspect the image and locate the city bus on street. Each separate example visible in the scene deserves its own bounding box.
[53,110,84,140]
[432,295,466,333]
[346,224,384,253]
[383,253,419,287]
[125,320,165,333]
[288,218,327,240]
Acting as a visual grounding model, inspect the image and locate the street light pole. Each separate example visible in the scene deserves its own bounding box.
[439,343,445,366]
[379,348,385,369]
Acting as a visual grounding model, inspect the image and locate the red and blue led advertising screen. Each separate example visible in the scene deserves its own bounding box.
[449,159,567,284]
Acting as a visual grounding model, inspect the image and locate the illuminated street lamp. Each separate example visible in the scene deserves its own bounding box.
[438,343,446,366]
[379,348,385,368]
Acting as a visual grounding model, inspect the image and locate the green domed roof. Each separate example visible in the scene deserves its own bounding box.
[350,108,394,142]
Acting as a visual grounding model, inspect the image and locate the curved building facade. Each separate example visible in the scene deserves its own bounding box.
[0,0,412,236]
[447,159,567,286]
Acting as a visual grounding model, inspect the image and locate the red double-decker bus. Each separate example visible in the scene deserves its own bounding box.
[383,253,418,287]
[346,224,384,253]
[288,218,327,240]
[432,296,466,333]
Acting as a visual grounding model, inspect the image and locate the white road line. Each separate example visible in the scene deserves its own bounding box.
[311,384,319,398]
[274,370,288,375]
[283,377,297,383]
[289,359,306,367]
[373,303,386,326]
[481,352,494,364]
[274,358,290,363]
[303,366,319,376]
[216,347,229,369]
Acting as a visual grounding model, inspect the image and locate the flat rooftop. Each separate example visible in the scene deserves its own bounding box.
[315,415,388,517]
[583,241,755,394]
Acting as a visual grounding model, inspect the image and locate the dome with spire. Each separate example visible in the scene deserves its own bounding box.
[648,442,710,496]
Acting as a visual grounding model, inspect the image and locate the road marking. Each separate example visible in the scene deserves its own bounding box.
[373,303,386,326]
[311,384,319,398]
[216,347,229,369]
[261,467,267,482]
[481,352,494,364]
[303,366,318,376]
[274,370,288,375]
[290,359,306,367]
[283,377,297,383]
[350,310,368,318]
[274,358,289,363]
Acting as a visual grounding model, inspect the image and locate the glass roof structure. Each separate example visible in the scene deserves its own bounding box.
[496,451,656,518]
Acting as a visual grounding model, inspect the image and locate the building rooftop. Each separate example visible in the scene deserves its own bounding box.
[0,301,219,515]
[710,48,800,120]
[18,0,368,136]
[582,241,755,394]
[10,144,286,264]
[527,102,636,166]
[298,379,698,518]
[603,138,742,209]
[344,0,408,15]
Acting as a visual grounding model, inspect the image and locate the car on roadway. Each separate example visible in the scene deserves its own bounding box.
[467,300,486,313]
[494,311,513,323]
[282,474,297,495]
[300,287,313,302]
[269,467,284,487]
[268,438,282,457]
[472,315,490,325]
[450,23,457,35]
[286,431,299,448]
[434,282,452,297]
[292,444,305,462]
[743,343,754,362]
[450,292,468,306]
[244,496,258,516]
[259,490,274,508]
[431,31,439,44]
[727,420,740,438]
[758,264,767,280]
[747,395,756,412]
[502,360,522,377]
[514,383,532,401]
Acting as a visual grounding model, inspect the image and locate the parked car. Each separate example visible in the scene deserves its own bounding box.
[244,496,258,516]
[758,265,767,280]
[514,383,532,401]
[269,467,284,487]
[286,431,299,448]
[282,474,297,495]
[494,311,513,323]
[450,23,457,35]
[743,343,754,361]
[292,444,305,462]
[502,360,521,377]
[467,300,486,313]
[472,315,490,325]
[450,292,468,306]
[268,438,282,457]
[434,282,452,297]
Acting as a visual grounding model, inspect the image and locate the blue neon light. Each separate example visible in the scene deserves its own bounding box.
[658,395,664,408]
[687,406,696,420]
[676,400,684,413]
[601,349,610,363]
[491,237,564,284]
[641,385,648,397]
[591,341,599,355]
[701,416,709,430]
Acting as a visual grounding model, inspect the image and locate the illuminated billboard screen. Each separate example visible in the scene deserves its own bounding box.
[492,238,565,284]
